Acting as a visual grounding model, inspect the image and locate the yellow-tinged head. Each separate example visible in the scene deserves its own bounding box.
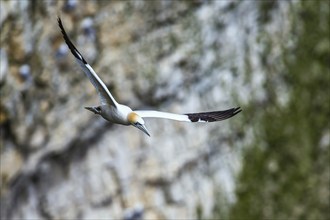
[128,112,150,137]
[128,112,139,124]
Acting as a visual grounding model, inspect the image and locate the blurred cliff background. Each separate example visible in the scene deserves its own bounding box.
[0,1,329,219]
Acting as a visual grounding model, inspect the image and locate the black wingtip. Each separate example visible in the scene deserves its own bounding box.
[57,16,62,26]
[185,107,242,123]
[57,16,88,64]
[233,107,242,116]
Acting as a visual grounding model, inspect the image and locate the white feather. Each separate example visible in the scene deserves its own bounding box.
[135,110,190,122]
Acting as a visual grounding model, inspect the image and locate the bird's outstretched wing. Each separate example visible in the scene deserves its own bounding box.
[135,107,241,122]
[58,17,118,107]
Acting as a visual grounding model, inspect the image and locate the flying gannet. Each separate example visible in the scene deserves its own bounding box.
[58,17,241,137]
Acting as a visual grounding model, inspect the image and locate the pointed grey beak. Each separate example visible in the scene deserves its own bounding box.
[85,106,100,114]
[135,123,150,137]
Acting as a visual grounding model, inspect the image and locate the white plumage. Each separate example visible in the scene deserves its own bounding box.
[58,17,241,137]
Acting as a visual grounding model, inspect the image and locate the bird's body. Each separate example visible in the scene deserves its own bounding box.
[86,104,133,126]
[58,17,241,137]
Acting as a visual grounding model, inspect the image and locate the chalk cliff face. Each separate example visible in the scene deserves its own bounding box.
[0,1,307,219]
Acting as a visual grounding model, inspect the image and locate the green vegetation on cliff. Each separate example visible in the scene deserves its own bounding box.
[227,1,330,219]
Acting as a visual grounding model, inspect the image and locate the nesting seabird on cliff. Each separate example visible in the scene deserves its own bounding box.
[58,17,241,137]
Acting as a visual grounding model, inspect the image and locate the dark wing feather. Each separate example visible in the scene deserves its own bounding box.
[185,107,241,122]
[57,17,87,64]
[57,17,118,107]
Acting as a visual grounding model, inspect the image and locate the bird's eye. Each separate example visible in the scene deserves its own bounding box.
[95,107,101,112]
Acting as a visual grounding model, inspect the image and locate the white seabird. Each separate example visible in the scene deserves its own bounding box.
[58,17,241,137]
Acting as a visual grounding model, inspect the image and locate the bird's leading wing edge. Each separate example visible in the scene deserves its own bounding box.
[135,107,241,123]
[57,17,118,107]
